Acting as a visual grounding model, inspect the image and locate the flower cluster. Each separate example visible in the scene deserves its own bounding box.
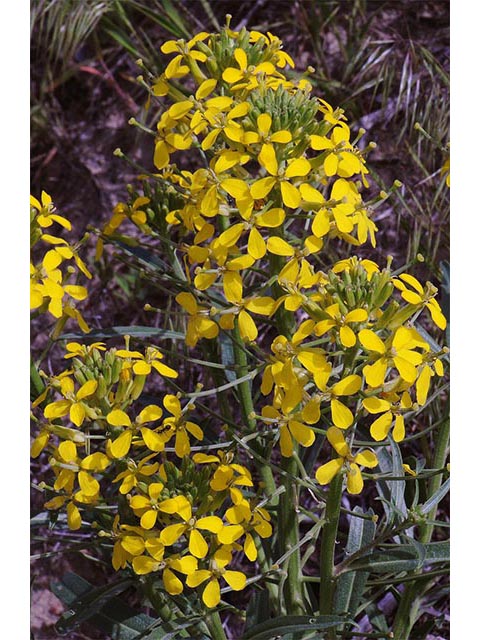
[95,23,446,495]
[32,341,271,607]
[30,191,91,332]
[32,22,448,620]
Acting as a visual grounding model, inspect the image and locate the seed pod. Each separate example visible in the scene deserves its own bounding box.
[372,282,394,309]
[96,374,107,400]
[130,374,147,401]
[111,357,123,385]
[345,286,356,308]
[92,348,103,369]
[73,367,88,386]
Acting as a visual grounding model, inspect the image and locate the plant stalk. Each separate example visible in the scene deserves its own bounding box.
[392,417,450,639]
[319,473,343,635]
[206,610,228,640]
[279,453,305,615]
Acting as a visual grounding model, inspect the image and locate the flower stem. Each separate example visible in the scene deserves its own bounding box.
[279,453,305,615]
[205,610,227,640]
[392,417,450,639]
[319,473,343,631]
[232,320,276,498]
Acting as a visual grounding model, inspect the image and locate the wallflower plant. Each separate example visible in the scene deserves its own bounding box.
[31,19,449,640]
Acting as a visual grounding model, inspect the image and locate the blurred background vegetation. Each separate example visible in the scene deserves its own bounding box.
[30,1,449,637]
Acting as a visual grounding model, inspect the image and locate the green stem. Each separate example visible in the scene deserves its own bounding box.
[232,321,277,498]
[392,418,450,640]
[319,473,343,633]
[419,418,450,544]
[30,356,45,402]
[279,454,305,615]
[205,610,227,640]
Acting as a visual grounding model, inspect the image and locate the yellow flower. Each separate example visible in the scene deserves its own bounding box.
[194,251,254,304]
[315,373,363,429]
[310,124,364,178]
[129,482,178,530]
[112,452,159,494]
[314,303,368,348]
[161,394,204,457]
[186,557,247,608]
[261,398,319,457]
[132,551,198,595]
[199,101,250,150]
[63,342,106,359]
[359,326,429,387]
[160,495,224,558]
[44,377,98,427]
[393,273,447,330]
[261,324,330,414]
[116,346,178,378]
[175,292,219,347]
[107,404,164,458]
[30,191,72,230]
[218,503,272,561]
[222,47,277,91]
[315,427,378,494]
[251,144,312,209]
[161,32,210,75]
[218,295,276,342]
[242,113,292,149]
[362,390,412,442]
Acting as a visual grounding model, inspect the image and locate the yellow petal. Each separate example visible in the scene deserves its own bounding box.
[363,359,388,388]
[346,464,363,494]
[359,329,386,354]
[202,578,220,608]
[247,227,266,260]
[331,398,354,429]
[354,449,378,468]
[110,431,132,458]
[224,570,246,591]
[238,309,258,342]
[141,428,166,452]
[250,176,276,200]
[370,411,393,441]
[280,181,301,209]
[107,409,131,427]
[363,396,391,414]
[223,271,243,303]
[266,236,294,256]
[189,528,208,558]
[70,402,86,427]
[332,375,362,396]
[326,426,349,457]
[255,207,285,227]
[163,568,184,595]
[392,414,405,442]
[258,143,278,176]
[77,379,98,400]
[315,458,343,485]
[339,325,356,347]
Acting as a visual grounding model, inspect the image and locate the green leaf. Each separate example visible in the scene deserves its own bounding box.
[219,330,236,383]
[342,540,449,574]
[419,477,450,516]
[375,439,408,526]
[241,615,349,640]
[59,326,185,341]
[245,589,271,631]
[424,540,449,563]
[51,573,136,633]
[333,507,376,619]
